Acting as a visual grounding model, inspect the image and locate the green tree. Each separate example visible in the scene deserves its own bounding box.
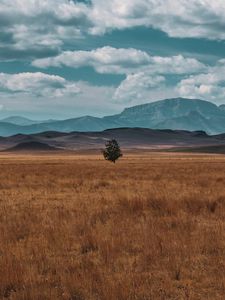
[102,139,123,163]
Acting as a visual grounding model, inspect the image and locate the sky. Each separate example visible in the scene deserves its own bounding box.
[1,0,225,119]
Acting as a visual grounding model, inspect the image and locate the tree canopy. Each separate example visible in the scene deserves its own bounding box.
[102,139,123,163]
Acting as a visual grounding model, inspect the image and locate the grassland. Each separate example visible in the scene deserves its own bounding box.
[0,152,225,299]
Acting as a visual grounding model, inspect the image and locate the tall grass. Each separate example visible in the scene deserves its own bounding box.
[0,153,225,299]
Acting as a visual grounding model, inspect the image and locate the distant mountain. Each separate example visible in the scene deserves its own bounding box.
[154,111,214,132]
[1,128,225,152]
[104,98,225,133]
[219,104,225,112]
[1,116,38,126]
[42,116,120,132]
[110,98,221,125]
[0,116,58,126]
[1,98,225,136]
[0,122,49,136]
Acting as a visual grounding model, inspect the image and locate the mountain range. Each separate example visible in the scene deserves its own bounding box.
[1,98,225,136]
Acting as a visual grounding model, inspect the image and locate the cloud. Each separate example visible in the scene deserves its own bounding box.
[32,46,151,72]
[1,1,225,113]
[113,72,166,103]
[0,80,117,119]
[0,0,90,59]
[114,57,225,104]
[33,46,205,105]
[177,60,225,102]
[1,0,225,61]
[32,46,205,75]
[102,49,205,103]
[0,72,80,98]
[89,0,225,40]
[0,72,118,117]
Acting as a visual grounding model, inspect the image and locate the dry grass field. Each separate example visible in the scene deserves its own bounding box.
[0,152,225,299]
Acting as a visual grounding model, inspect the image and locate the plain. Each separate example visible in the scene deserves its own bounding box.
[0,152,225,299]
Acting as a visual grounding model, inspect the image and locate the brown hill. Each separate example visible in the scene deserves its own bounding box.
[5,141,60,152]
[1,128,225,153]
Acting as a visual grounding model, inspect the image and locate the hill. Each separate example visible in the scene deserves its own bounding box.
[1,128,225,153]
[5,141,60,152]
[0,116,57,126]
[0,116,39,126]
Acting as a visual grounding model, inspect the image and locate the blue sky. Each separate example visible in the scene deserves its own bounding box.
[1,0,225,119]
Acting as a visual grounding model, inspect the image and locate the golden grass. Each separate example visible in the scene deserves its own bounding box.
[0,152,225,299]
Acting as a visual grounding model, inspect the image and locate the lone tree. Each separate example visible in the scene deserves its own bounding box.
[102,139,123,163]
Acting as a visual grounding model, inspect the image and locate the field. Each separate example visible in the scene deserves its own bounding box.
[0,152,225,299]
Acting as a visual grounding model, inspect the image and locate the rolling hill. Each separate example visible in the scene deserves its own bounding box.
[1,128,225,152]
[5,141,60,152]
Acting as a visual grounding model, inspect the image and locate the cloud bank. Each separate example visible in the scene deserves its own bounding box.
[33,46,205,75]
[1,0,225,60]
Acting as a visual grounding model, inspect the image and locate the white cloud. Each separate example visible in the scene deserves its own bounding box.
[0,0,89,59]
[113,73,165,102]
[32,46,205,104]
[144,55,205,75]
[103,50,205,103]
[89,0,225,40]
[32,46,205,75]
[113,57,225,104]
[0,72,80,98]
[88,0,225,40]
[177,60,225,102]
[32,46,151,72]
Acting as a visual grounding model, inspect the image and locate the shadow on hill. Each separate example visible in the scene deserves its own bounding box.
[3,141,61,152]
